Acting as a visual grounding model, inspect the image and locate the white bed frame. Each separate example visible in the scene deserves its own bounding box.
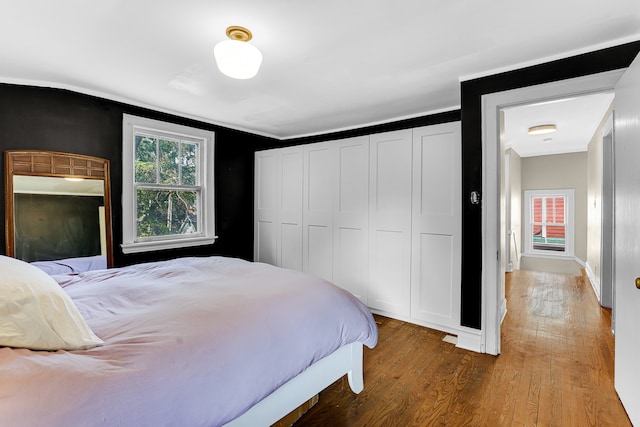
[224,342,365,427]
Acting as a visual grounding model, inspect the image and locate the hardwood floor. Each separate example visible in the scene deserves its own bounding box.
[295,270,631,426]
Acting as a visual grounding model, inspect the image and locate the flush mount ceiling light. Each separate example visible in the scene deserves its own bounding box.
[527,124,557,135]
[214,26,262,79]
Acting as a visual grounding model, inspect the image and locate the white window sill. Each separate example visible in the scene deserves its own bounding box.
[121,236,218,254]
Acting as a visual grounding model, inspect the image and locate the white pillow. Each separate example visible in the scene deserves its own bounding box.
[0,255,103,351]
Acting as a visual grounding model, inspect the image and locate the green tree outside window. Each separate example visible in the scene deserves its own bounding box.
[134,135,199,239]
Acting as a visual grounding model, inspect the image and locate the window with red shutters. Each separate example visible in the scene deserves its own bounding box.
[524,190,574,257]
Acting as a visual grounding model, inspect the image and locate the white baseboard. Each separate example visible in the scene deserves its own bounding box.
[369,309,484,353]
[500,298,507,325]
[456,327,483,353]
[584,262,601,302]
[369,309,463,338]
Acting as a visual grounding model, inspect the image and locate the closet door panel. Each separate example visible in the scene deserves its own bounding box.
[306,224,333,281]
[335,227,368,300]
[333,137,369,304]
[375,141,412,221]
[256,221,277,265]
[337,142,368,217]
[369,130,412,315]
[303,143,335,280]
[411,123,461,328]
[305,146,333,215]
[278,149,303,270]
[280,223,302,271]
[280,150,303,220]
[417,233,456,319]
[254,151,278,263]
[417,127,457,229]
[370,229,407,309]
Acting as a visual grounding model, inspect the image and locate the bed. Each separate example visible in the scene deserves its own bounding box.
[0,255,378,426]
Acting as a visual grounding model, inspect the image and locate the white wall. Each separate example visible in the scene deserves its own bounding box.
[507,148,522,271]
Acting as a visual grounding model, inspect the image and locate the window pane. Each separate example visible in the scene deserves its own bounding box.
[136,189,198,238]
[532,224,565,252]
[532,224,543,242]
[532,198,542,222]
[181,142,197,186]
[135,136,157,183]
[525,190,572,256]
[546,225,565,240]
[159,139,179,185]
[545,197,554,222]
[555,197,565,223]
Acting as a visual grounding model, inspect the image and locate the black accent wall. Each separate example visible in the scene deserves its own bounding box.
[460,40,640,329]
[0,84,276,266]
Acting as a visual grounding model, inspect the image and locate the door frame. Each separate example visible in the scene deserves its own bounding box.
[481,69,625,355]
[600,118,615,312]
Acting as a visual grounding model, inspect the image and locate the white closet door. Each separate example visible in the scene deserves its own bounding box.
[277,148,303,271]
[369,129,413,315]
[254,150,278,264]
[303,142,335,281]
[411,122,461,329]
[333,136,369,304]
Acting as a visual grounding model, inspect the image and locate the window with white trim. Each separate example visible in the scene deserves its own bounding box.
[121,114,215,253]
[523,189,574,257]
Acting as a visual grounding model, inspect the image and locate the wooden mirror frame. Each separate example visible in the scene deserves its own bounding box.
[4,150,114,267]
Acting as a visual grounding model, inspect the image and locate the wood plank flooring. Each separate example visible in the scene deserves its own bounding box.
[295,270,631,426]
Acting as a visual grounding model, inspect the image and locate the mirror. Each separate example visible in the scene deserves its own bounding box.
[4,150,113,267]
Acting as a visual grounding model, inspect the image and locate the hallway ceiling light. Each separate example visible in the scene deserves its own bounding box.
[527,124,557,135]
[214,26,262,79]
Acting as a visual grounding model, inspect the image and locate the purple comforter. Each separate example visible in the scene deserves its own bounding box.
[0,257,377,426]
[31,255,107,275]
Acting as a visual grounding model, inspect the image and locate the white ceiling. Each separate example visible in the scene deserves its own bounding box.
[504,92,615,157]
[1,1,639,140]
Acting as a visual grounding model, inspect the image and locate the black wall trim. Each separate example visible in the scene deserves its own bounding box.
[264,109,461,148]
[459,40,640,329]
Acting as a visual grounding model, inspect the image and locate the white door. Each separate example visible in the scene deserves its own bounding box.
[254,148,303,270]
[277,148,303,271]
[303,142,335,281]
[614,53,640,425]
[333,136,369,304]
[254,150,278,264]
[410,122,461,329]
[368,129,413,316]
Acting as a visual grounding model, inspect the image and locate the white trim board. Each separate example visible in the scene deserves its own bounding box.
[481,68,625,356]
[584,262,601,303]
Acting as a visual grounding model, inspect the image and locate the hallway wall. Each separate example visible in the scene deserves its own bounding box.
[586,104,614,300]
[507,148,522,271]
